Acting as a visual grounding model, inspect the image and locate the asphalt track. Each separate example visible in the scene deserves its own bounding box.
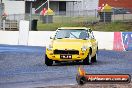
[0,45,132,88]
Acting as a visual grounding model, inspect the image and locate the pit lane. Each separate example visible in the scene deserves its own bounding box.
[0,45,132,88]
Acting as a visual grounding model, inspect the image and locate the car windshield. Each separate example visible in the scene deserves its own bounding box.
[55,29,89,39]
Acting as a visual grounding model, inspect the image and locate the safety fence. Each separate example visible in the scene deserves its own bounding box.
[1,9,132,31]
[4,9,132,22]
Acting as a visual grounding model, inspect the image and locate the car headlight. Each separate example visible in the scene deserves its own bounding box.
[81,46,87,52]
[47,45,53,51]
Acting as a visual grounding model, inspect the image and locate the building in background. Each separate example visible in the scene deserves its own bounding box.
[99,0,132,14]
[99,0,132,9]
[3,0,132,15]
[3,0,99,15]
[3,1,25,15]
[3,0,25,20]
[47,0,98,14]
[1,0,132,30]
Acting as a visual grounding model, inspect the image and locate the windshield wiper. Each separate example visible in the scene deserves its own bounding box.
[56,37,69,39]
[64,37,69,38]
[56,38,63,39]
[81,38,87,40]
[70,33,78,39]
[80,38,89,40]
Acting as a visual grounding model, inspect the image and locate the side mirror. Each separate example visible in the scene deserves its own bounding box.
[89,29,92,33]
[50,36,54,39]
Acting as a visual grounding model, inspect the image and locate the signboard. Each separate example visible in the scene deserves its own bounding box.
[113,32,132,51]
[122,32,132,51]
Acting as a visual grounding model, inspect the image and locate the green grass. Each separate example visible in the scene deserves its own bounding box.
[37,16,132,31]
[37,21,132,31]
[93,22,132,31]
[37,22,81,31]
[53,16,97,23]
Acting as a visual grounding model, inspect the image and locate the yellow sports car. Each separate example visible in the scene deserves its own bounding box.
[45,27,98,66]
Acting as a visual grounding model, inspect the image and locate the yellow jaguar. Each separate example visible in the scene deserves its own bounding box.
[45,27,98,66]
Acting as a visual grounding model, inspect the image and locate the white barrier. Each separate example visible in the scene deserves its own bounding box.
[28,31,54,46]
[94,32,114,50]
[0,31,114,50]
[0,31,19,45]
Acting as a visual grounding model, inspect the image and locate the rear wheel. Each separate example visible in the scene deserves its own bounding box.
[83,51,92,65]
[45,55,53,66]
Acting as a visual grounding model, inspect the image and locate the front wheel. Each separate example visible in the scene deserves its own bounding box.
[83,51,92,65]
[45,55,53,66]
[55,61,60,63]
[92,51,98,63]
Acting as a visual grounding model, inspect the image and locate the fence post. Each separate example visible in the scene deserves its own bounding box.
[95,9,97,21]
[10,20,11,30]
[113,11,115,22]
[104,12,106,23]
[3,20,5,31]
[29,1,33,31]
[123,13,125,21]
[61,14,63,24]
[0,7,2,30]
[14,14,15,21]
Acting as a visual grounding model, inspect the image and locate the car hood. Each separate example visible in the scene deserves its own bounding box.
[51,39,90,50]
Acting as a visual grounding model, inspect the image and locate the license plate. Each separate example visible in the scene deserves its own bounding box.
[60,55,72,59]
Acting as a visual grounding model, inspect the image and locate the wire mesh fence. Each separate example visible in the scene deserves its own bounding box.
[1,8,132,30]
[5,9,132,22]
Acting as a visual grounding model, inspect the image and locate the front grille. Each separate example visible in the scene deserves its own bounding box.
[54,50,79,55]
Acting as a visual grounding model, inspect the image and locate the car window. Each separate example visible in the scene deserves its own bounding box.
[70,32,80,38]
[55,29,89,39]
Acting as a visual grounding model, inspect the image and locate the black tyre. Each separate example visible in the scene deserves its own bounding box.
[92,50,98,62]
[55,61,60,63]
[76,60,80,63]
[83,51,92,65]
[92,52,97,62]
[45,55,53,66]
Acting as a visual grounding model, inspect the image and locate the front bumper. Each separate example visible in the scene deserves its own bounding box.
[46,49,89,61]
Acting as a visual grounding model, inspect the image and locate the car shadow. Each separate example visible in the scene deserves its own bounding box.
[51,60,111,66]
[53,61,97,66]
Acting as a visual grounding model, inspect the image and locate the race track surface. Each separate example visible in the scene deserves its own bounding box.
[0,45,132,88]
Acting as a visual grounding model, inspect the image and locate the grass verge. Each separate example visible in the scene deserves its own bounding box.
[37,21,132,32]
